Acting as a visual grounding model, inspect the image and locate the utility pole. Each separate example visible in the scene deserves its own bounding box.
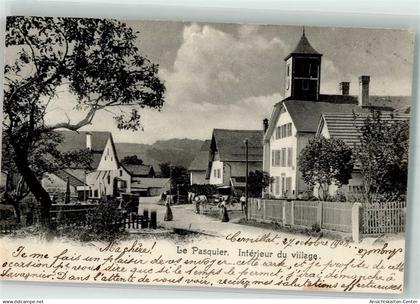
[244,138,249,220]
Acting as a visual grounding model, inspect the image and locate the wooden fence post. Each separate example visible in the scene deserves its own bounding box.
[317,202,323,228]
[290,201,295,226]
[150,211,157,229]
[263,200,266,221]
[352,202,362,243]
[282,201,286,226]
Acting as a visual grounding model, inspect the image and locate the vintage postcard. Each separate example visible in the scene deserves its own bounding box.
[0,17,415,294]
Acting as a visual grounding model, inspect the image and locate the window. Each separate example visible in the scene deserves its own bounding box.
[285,177,292,197]
[275,177,280,195]
[287,147,293,167]
[120,170,122,177]
[287,64,290,76]
[275,123,293,140]
[94,189,98,198]
[281,148,286,167]
[107,175,110,184]
[214,169,217,178]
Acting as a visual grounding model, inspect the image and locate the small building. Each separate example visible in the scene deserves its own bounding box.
[121,164,155,178]
[207,129,263,191]
[130,178,170,197]
[188,140,211,185]
[49,130,132,200]
[315,112,410,199]
[42,169,87,203]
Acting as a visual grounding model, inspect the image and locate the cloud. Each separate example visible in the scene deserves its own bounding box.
[320,58,353,94]
[161,23,287,108]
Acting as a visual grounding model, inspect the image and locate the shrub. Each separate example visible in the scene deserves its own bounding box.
[311,222,321,233]
[82,199,127,242]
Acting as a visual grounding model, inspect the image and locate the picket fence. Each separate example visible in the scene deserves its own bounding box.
[362,201,406,235]
[0,224,19,234]
[248,199,406,239]
[49,207,157,230]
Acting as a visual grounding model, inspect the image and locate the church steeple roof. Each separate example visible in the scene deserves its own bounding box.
[285,27,322,60]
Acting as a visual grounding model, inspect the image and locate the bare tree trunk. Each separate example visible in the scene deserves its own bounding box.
[13,149,52,228]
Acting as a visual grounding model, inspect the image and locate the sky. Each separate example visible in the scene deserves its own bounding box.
[41,21,415,144]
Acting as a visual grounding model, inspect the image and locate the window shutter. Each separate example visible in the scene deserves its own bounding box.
[281,148,286,167]
[272,150,275,166]
[287,147,293,167]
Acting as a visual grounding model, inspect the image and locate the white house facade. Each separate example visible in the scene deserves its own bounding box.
[263,29,411,199]
[207,129,263,191]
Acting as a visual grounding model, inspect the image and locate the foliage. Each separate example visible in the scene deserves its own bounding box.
[298,136,354,201]
[311,222,321,233]
[121,155,143,165]
[248,170,274,198]
[83,200,126,242]
[159,162,189,191]
[355,111,409,203]
[3,16,165,226]
[159,162,172,178]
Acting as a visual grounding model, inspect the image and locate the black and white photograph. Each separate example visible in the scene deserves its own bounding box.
[0,16,415,294]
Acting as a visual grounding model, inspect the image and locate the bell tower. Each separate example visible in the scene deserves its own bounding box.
[284,28,322,101]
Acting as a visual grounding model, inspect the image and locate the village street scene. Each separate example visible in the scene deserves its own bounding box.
[0,17,413,243]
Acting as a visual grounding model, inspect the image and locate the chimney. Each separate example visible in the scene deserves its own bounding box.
[86,132,92,150]
[263,118,269,133]
[339,82,350,96]
[358,75,370,107]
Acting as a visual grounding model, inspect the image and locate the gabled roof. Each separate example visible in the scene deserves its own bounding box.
[64,169,87,182]
[122,164,155,177]
[54,169,86,187]
[316,112,410,148]
[56,131,111,153]
[211,129,263,162]
[285,29,321,60]
[55,131,114,170]
[265,94,411,141]
[131,178,170,189]
[188,140,211,171]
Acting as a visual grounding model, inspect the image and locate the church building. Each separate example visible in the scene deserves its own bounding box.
[263,29,410,199]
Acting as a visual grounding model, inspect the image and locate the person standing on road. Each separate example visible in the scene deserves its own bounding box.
[240,194,246,212]
[221,197,229,222]
[164,200,173,221]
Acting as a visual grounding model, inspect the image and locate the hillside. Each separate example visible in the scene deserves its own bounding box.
[115,138,204,174]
